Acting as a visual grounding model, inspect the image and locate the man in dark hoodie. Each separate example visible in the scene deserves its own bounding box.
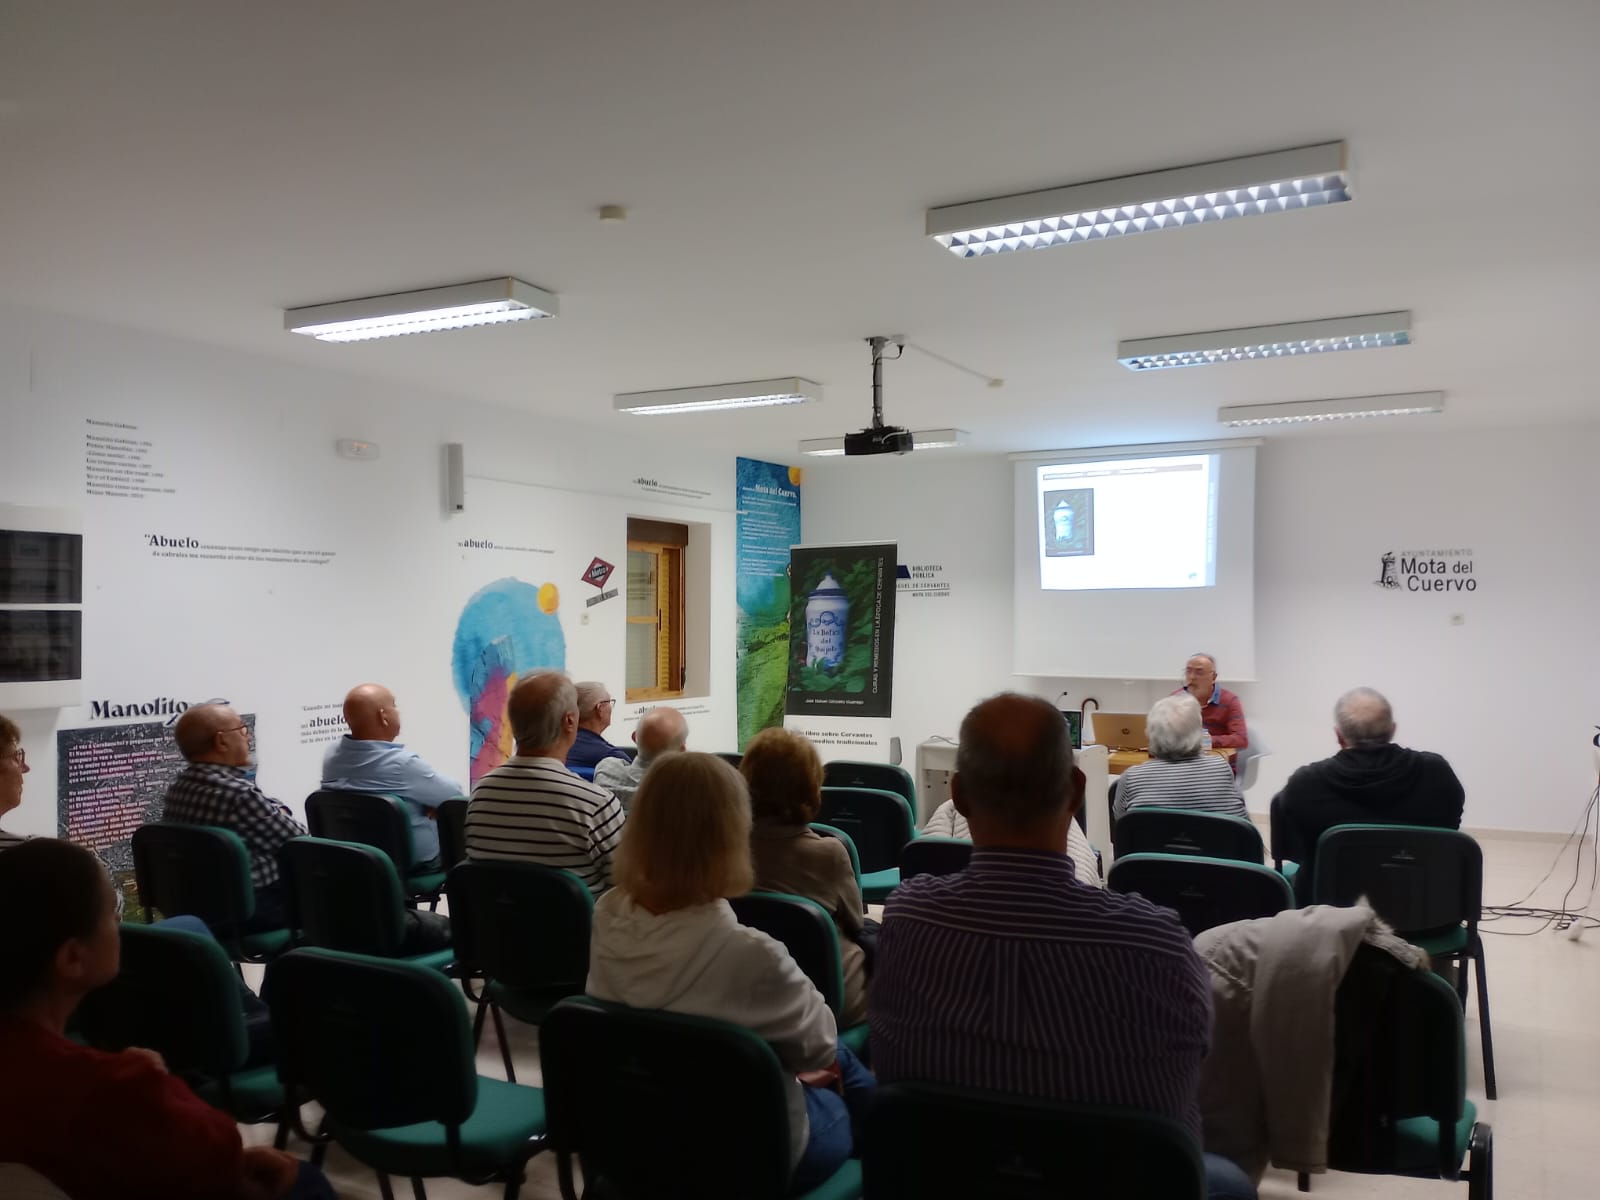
[1271,687,1464,904]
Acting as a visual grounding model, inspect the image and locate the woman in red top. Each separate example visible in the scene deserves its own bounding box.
[0,838,331,1199]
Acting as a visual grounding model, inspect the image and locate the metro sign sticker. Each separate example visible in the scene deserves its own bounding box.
[582,557,615,589]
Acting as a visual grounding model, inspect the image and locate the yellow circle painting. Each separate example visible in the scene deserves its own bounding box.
[537,582,560,613]
[788,466,804,487]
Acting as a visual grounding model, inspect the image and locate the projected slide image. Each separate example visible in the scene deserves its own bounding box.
[1036,454,1217,591]
[1042,489,1095,557]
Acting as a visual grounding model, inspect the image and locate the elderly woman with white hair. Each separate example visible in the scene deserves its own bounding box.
[1113,694,1246,822]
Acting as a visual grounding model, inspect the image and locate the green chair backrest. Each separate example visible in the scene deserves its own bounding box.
[265,947,478,1131]
[900,836,973,882]
[1313,824,1481,937]
[281,837,408,956]
[541,997,795,1200]
[817,787,916,873]
[305,790,417,874]
[1328,948,1466,1177]
[822,760,916,810]
[727,891,846,1018]
[809,822,862,891]
[447,859,593,992]
[1106,853,1293,936]
[862,1082,1205,1198]
[1112,807,1264,863]
[131,823,257,929]
[436,798,469,869]
[77,923,247,1076]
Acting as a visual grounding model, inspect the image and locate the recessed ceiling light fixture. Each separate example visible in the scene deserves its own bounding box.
[1218,392,1444,427]
[800,428,969,457]
[285,278,558,342]
[1118,311,1411,371]
[613,377,822,415]
[928,142,1349,258]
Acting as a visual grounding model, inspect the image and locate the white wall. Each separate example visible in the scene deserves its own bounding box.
[805,425,1600,834]
[0,304,739,843]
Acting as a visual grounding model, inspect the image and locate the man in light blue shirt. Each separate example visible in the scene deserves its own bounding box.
[321,684,465,869]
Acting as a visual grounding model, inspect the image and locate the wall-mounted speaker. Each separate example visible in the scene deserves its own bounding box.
[445,443,465,514]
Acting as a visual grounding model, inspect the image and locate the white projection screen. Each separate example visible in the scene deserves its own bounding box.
[1012,442,1258,679]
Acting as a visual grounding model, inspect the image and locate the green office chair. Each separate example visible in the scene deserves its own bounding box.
[898,836,972,882]
[1319,947,1492,1198]
[862,1083,1205,1198]
[1314,824,1495,1099]
[1112,807,1265,864]
[730,890,869,1055]
[305,790,447,909]
[436,798,469,870]
[1107,853,1293,936]
[540,997,862,1200]
[76,922,285,1135]
[264,947,546,1199]
[131,823,291,962]
[822,761,916,813]
[280,837,453,973]
[447,859,594,1082]
[817,787,916,903]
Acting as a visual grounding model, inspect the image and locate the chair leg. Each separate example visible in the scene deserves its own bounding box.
[556,1153,581,1200]
[272,1116,290,1150]
[1467,1122,1492,1200]
[410,1178,427,1200]
[1473,946,1497,1100]
[472,995,490,1048]
[1297,1170,1311,1191]
[503,1168,525,1200]
[491,1004,517,1082]
[376,1172,396,1200]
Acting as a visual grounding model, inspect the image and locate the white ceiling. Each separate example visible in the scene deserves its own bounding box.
[3,0,1597,459]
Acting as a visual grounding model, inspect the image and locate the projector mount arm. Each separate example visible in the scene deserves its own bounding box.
[867,335,905,430]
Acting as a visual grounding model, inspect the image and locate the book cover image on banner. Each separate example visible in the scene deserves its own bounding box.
[784,542,896,719]
[735,458,802,748]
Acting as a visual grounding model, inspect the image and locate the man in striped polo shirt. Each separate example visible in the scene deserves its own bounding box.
[466,672,626,896]
[870,692,1255,1199]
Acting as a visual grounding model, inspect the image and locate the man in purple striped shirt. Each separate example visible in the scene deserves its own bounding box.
[869,693,1255,1200]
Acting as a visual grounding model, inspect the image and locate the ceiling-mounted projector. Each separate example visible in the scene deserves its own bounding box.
[844,335,913,456]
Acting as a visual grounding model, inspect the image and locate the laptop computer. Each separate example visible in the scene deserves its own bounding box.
[1090,711,1148,751]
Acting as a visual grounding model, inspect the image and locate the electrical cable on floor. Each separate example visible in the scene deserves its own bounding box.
[1481,783,1599,935]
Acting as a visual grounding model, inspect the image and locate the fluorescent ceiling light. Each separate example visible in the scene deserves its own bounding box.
[285,278,557,342]
[1118,311,1411,371]
[928,142,1349,258]
[614,378,822,415]
[799,429,969,456]
[1219,392,1444,427]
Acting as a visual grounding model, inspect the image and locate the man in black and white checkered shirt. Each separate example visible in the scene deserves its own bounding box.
[162,703,304,930]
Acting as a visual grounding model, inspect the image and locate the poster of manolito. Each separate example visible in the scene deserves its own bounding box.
[784,542,896,719]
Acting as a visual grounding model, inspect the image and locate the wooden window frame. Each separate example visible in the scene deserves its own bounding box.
[625,536,685,702]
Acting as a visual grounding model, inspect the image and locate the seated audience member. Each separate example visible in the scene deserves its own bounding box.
[321,683,463,870]
[1115,694,1247,822]
[1272,687,1465,904]
[467,672,626,896]
[870,692,1255,1200]
[923,794,1104,888]
[1,714,30,849]
[564,681,631,772]
[594,705,688,810]
[162,704,304,932]
[1177,653,1249,750]
[740,727,870,1024]
[587,753,874,1193]
[0,839,334,1200]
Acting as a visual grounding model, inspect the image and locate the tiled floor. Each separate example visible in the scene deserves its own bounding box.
[243,831,1599,1199]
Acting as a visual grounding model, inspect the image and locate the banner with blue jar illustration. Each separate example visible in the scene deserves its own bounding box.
[784,542,896,719]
